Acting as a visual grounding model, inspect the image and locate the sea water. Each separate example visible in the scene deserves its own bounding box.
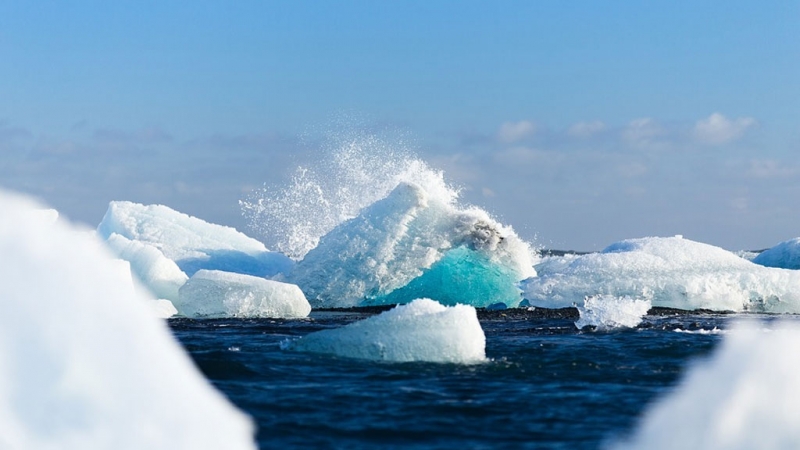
[169,309,751,449]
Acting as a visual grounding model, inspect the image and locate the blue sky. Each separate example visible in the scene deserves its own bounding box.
[1,1,798,250]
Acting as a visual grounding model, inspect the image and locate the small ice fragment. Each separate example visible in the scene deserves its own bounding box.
[574,295,651,330]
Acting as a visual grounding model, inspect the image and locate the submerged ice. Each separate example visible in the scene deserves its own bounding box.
[288,182,535,308]
[285,298,486,363]
[523,236,800,313]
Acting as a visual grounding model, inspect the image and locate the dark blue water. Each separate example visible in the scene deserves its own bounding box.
[170,310,730,449]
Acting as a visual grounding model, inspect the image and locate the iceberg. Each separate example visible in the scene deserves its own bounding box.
[574,295,651,330]
[177,270,311,318]
[522,236,800,313]
[752,237,800,270]
[288,182,536,308]
[98,201,293,278]
[284,298,486,363]
[0,190,255,449]
[105,233,189,301]
[615,322,800,449]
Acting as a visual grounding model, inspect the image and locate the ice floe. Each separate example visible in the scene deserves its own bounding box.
[0,190,255,449]
[284,298,486,363]
[98,201,293,278]
[752,237,800,270]
[522,236,800,313]
[177,269,311,318]
[288,182,535,308]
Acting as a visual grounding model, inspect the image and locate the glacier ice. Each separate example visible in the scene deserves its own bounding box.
[105,233,189,301]
[752,237,800,270]
[522,236,800,313]
[285,298,486,363]
[288,182,536,308]
[177,269,311,318]
[574,295,651,330]
[615,321,800,449]
[98,201,293,278]
[0,190,255,450]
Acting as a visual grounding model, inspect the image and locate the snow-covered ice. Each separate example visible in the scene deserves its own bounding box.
[615,321,800,449]
[98,201,293,278]
[177,269,311,318]
[522,236,800,313]
[0,190,255,450]
[574,295,651,330]
[288,182,535,308]
[285,298,486,363]
[752,237,800,270]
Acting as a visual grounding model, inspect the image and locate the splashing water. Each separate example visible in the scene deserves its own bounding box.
[240,131,460,259]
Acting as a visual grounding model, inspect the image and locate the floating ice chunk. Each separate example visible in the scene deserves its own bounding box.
[522,236,800,312]
[285,299,486,363]
[98,201,293,277]
[289,182,536,308]
[752,237,800,270]
[106,233,188,301]
[0,190,255,450]
[574,295,651,330]
[615,322,800,449]
[177,270,311,318]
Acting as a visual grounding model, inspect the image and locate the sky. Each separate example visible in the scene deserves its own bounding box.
[1,1,798,251]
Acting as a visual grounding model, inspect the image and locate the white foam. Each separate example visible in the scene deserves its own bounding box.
[522,236,800,313]
[288,182,536,308]
[574,295,651,330]
[752,237,800,270]
[615,321,800,449]
[0,190,255,449]
[285,298,486,364]
[177,270,311,318]
[98,201,293,278]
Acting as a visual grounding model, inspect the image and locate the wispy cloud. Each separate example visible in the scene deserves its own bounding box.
[693,113,756,145]
[497,120,537,143]
[746,159,799,179]
[93,126,173,144]
[568,120,606,138]
[621,118,664,147]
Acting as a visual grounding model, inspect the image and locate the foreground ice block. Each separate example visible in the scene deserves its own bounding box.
[615,322,800,449]
[177,270,311,318]
[288,182,536,308]
[0,190,255,450]
[752,237,800,270]
[285,298,486,363]
[522,236,800,313]
[98,201,293,277]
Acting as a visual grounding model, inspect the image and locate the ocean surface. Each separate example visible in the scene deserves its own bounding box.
[169,308,753,449]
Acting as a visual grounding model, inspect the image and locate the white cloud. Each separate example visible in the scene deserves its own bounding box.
[568,120,606,138]
[622,118,664,147]
[497,120,536,143]
[694,113,756,145]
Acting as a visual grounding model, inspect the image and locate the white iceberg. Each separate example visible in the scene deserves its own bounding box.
[105,233,189,301]
[285,298,486,363]
[574,295,651,330]
[752,237,800,270]
[615,322,800,449]
[522,236,800,313]
[288,182,536,308]
[177,270,311,318]
[0,190,255,450]
[98,201,293,278]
